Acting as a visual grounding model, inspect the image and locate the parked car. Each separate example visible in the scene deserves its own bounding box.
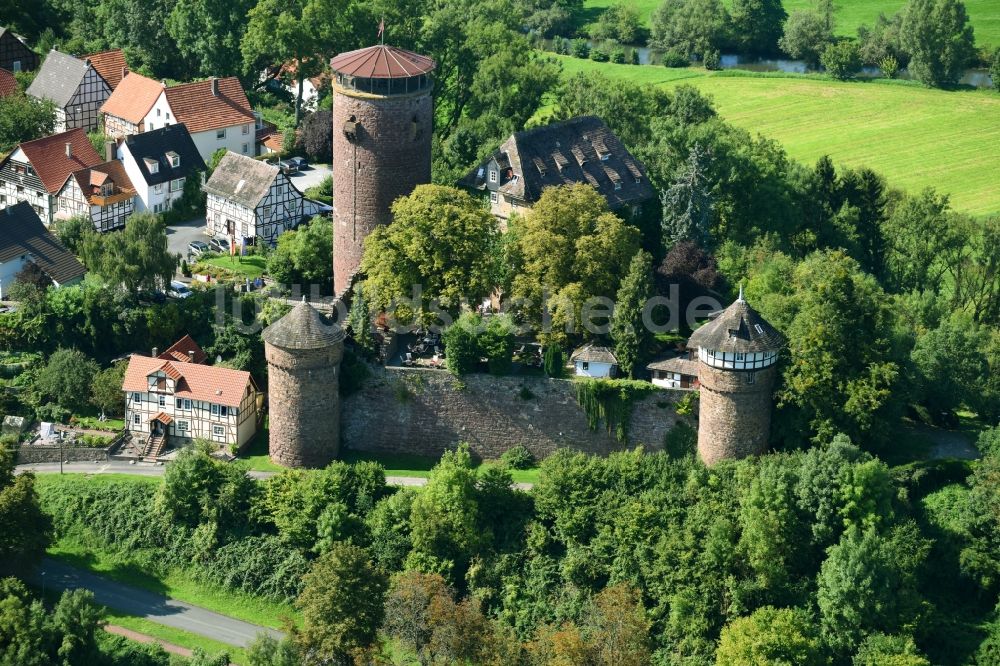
[287,156,308,170]
[187,240,209,258]
[168,280,193,299]
[208,237,228,254]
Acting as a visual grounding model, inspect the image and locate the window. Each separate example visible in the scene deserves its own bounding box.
[613,181,622,191]
[133,414,140,425]
[746,372,756,385]
[175,398,183,408]
[262,206,271,218]
[242,124,250,135]
[634,176,641,184]
[735,352,745,361]
[12,60,21,73]
[169,178,184,192]
[132,392,140,403]
[169,154,180,168]
[16,185,23,194]
[158,395,165,407]
[220,406,228,417]
[582,361,590,371]
[153,202,163,213]
[213,425,225,436]
[154,183,163,194]
[148,123,155,130]
[211,404,219,416]
[600,153,610,161]
[166,112,170,120]
[184,399,191,410]
[25,165,33,176]
[178,421,188,432]
[490,191,498,204]
[101,183,113,196]
[157,108,161,117]
[233,407,239,416]
[241,143,249,154]
[216,128,226,139]
[489,170,497,183]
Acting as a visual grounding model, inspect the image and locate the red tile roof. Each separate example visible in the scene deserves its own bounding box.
[17,128,103,194]
[164,77,254,134]
[0,68,17,97]
[85,49,128,90]
[158,334,208,364]
[69,159,136,205]
[330,45,435,79]
[150,411,173,425]
[101,72,164,124]
[122,355,255,408]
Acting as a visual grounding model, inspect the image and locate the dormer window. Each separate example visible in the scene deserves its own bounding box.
[101,182,113,196]
[613,181,622,191]
[489,170,497,183]
[146,158,159,174]
[25,165,33,176]
[600,152,610,162]
[167,152,180,168]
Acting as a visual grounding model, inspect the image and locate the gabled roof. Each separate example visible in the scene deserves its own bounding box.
[687,293,785,354]
[330,45,435,79]
[570,342,618,365]
[647,357,700,376]
[0,202,86,285]
[203,151,282,209]
[158,334,208,364]
[122,124,206,186]
[460,116,655,209]
[13,127,103,193]
[263,300,345,350]
[164,77,253,134]
[101,72,164,123]
[84,49,128,90]
[0,68,16,97]
[68,160,136,205]
[122,355,255,408]
[26,50,91,107]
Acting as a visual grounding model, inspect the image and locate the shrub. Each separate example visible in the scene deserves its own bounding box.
[543,345,563,378]
[630,48,640,65]
[662,50,690,67]
[501,445,535,470]
[590,47,609,62]
[978,426,1000,458]
[571,39,590,59]
[878,54,900,78]
[822,41,863,80]
[610,47,626,64]
[704,49,721,70]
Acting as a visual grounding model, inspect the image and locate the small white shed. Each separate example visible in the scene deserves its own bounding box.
[570,342,619,378]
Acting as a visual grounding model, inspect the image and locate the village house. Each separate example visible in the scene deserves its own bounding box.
[54,155,137,232]
[264,60,329,111]
[460,115,656,223]
[118,124,206,214]
[156,334,208,365]
[0,127,103,224]
[122,351,262,457]
[83,49,128,91]
[0,201,86,292]
[0,27,39,73]
[0,68,16,98]
[647,356,700,389]
[570,342,619,378]
[27,50,111,132]
[100,71,171,138]
[203,151,311,246]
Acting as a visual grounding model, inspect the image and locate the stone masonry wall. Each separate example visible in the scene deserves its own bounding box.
[16,446,110,464]
[697,363,778,465]
[342,367,691,460]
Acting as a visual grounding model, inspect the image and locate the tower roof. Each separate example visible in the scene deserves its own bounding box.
[330,45,435,79]
[687,295,785,354]
[262,300,345,350]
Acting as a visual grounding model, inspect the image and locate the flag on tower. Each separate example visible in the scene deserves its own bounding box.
[377,17,385,41]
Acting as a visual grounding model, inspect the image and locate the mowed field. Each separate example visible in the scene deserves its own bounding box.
[553,56,1000,216]
[581,0,1000,49]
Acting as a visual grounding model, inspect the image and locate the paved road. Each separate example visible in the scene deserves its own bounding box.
[32,559,283,648]
[166,216,208,260]
[286,163,331,193]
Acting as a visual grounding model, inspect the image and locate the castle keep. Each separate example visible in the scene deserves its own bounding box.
[687,291,785,465]
[329,45,436,297]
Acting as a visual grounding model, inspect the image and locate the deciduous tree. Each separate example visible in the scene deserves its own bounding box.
[900,0,976,87]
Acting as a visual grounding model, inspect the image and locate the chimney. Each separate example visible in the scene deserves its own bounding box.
[152,347,159,357]
[65,143,71,158]
[105,140,115,162]
[122,66,128,80]
[160,79,167,87]
[188,350,195,361]
[211,77,218,96]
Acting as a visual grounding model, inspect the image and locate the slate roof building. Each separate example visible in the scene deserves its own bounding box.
[27,50,111,132]
[647,356,700,389]
[122,353,261,456]
[0,27,39,73]
[203,151,308,246]
[0,127,103,224]
[55,159,137,232]
[0,201,86,289]
[118,124,205,214]
[460,115,656,223]
[570,342,619,378]
[687,289,786,465]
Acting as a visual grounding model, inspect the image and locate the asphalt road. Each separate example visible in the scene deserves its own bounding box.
[166,216,209,260]
[32,558,283,648]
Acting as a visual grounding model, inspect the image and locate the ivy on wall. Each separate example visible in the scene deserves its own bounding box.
[574,378,659,442]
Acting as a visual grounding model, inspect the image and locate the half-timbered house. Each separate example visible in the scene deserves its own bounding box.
[100,72,171,138]
[0,202,86,290]
[0,128,103,224]
[203,151,308,246]
[122,353,261,456]
[83,49,128,91]
[118,124,205,214]
[0,27,39,73]
[55,159,137,232]
[27,50,111,132]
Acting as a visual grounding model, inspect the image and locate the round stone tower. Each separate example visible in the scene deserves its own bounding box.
[687,289,786,465]
[329,44,436,298]
[262,299,346,467]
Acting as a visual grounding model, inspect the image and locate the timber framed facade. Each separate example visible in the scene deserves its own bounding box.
[0,152,50,219]
[55,163,136,232]
[0,29,38,72]
[59,66,111,132]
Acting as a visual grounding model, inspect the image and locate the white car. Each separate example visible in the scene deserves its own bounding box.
[168,280,193,299]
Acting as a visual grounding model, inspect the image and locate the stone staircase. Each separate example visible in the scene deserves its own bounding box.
[141,434,166,461]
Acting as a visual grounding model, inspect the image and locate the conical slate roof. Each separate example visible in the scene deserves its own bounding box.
[262,300,345,350]
[687,292,785,354]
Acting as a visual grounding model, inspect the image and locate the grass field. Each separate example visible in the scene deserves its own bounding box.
[581,0,1000,49]
[551,56,1000,216]
[106,613,250,664]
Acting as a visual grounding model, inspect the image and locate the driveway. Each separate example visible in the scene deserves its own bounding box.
[166,216,208,260]
[286,163,331,194]
[32,558,283,648]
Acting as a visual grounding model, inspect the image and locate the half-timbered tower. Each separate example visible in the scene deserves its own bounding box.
[203,151,308,246]
[56,159,137,232]
[0,128,102,224]
[329,44,436,297]
[122,352,262,456]
[0,27,39,73]
[687,289,786,465]
[27,50,111,132]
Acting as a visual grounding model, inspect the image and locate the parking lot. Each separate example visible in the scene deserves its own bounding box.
[166,216,208,260]
[286,162,332,194]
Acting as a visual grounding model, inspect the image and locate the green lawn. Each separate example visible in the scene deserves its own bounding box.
[551,56,1000,216]
[106,613,250,665]
[582,0,1000,48]
[198,254,268,279]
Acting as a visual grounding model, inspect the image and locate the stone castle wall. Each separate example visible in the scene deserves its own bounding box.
[696,363,778,465]
[342,367,690,460]
[16,445,110,465]
[265,342,343,468]
[331,85,433,296]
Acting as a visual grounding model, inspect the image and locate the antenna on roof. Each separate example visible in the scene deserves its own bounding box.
[738,284,745,302]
